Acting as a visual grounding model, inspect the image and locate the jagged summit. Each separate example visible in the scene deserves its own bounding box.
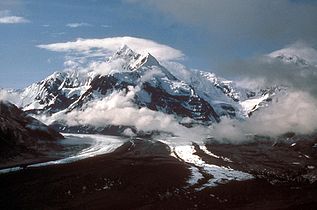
[112,45,139,61]
[109,45,164,73]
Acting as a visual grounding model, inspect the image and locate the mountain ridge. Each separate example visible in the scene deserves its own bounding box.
[1,45,280,135]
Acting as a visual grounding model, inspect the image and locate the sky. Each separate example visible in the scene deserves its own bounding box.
[1,0,317,88]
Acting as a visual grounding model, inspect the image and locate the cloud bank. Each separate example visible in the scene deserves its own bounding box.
[211,90,317,143]
[37,36,184,61]
[65,88,185,133]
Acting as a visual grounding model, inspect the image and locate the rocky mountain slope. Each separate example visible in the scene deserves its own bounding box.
[0,101,63,166]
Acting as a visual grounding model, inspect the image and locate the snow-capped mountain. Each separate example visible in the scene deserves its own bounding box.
[162,61,280,117]
[2,45,279,134]
[268,45,317,67]
[14,70,93,113]
[68,46,221,122]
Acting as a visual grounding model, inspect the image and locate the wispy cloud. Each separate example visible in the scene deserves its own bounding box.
[101,24,111,28]
[0,10,29,24]
[66,22,92,28]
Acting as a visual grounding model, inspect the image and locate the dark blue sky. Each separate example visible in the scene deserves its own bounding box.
[1,0,317,88]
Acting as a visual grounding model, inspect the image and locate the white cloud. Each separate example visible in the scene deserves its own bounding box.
[0,10,29,24]
[0,16,29,24]
[37,69,207,141]
[65,89,181,133]
[45,86,201,139]
[37,36,184,61]
[88,58,126,76]
[211,90,317,143]
[66,22,92,28]
[0,89,22,106]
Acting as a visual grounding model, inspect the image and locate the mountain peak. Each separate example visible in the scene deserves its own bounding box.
[268,45,317,66]
[113,45,139,59]
[109,46,162,72]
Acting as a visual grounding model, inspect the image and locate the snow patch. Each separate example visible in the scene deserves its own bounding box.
[187,166,204,186]
[173,145,252,189]
[159,139,253,189]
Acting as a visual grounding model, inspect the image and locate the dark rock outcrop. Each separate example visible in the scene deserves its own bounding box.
[0,101,63,163]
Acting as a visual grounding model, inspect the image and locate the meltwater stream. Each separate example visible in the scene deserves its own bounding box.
[0,133,127,174]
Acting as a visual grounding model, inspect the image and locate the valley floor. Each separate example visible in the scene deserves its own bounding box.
[0,136,317,210]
